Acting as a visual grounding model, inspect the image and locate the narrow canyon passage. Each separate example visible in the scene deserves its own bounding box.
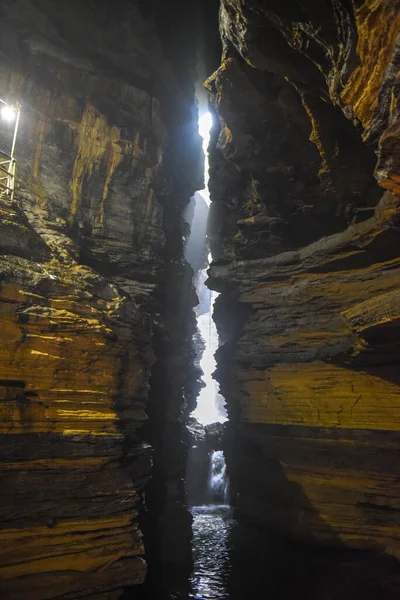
[185,105,232,600]
[0,1,400,599]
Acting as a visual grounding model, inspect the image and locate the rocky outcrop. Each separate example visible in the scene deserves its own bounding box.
[207,0,400,558]
[0,1,202,598]
[186,419,210,506]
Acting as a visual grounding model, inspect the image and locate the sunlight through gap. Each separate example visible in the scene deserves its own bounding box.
[191,111,227,426]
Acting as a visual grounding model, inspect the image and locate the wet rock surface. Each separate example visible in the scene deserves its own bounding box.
[187,419,210,506]
[207,0,400,561]
[1,0,400,597]
[0,0,203,597]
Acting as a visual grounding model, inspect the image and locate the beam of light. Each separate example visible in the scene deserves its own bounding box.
[1,105,16,122]
[187,108,227,426]
[192,280,228,426]
[198,112,212,141]
[198,111,212,206]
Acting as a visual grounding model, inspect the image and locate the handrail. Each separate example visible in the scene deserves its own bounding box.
[0,148,16,200]
[0,164,12,175]
[0,100,20,201]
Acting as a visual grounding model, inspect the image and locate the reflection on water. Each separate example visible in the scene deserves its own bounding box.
[189,505,400,600]
[190,505,232,600]
[127,503,400,599]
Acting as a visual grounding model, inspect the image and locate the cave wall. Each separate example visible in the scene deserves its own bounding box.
[0,1,202,598]
[207,0,400,557]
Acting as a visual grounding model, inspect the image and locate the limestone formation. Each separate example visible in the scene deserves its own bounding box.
[208,0,400,558]
[1,0,400,597]
[0,1,202,597]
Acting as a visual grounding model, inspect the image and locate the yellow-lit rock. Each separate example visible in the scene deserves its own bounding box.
[0,0,202,598]
[208,0,400,561]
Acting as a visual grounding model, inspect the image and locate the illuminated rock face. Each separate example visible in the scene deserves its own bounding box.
[208,1,400,557]
[0,1,201,598]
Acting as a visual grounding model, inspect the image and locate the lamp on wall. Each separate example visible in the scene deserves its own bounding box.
[1,103,16,122]
[0,98,21,200]
[0,98,21,155]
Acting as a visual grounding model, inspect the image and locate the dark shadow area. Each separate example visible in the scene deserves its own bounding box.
[226,431,345,546]
[184,192,209,274]
[228,515,400,600]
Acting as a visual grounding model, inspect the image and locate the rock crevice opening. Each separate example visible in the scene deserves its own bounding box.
[0,1,400,599]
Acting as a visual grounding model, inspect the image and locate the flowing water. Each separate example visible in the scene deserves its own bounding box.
[188,449,399,600]
[188,505,400,600]
[208,450,228,504]
[189,505,233,600]
[190,451,231,599]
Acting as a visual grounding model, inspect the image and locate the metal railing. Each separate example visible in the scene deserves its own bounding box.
[0,149,16,200]
[0,99,20,202]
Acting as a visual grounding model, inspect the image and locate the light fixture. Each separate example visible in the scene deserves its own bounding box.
[0,98,21,201]
[1,104,16,122]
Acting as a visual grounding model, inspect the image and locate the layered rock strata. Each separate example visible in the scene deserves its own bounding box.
[0,1,202,598]
[207,0,400,558]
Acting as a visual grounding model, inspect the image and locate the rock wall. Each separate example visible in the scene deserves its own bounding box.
[0,1,202,598]
[207,0,400,557]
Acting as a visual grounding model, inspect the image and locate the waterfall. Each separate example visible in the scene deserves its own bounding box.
[208,450,229,505]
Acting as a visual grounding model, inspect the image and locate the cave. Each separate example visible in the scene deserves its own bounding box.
[0,1,400,599]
